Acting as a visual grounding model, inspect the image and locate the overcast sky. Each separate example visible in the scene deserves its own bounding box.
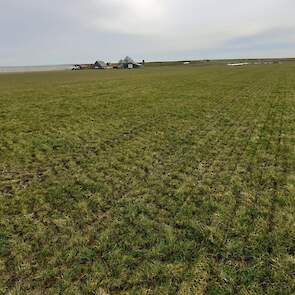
[1,0,295,66]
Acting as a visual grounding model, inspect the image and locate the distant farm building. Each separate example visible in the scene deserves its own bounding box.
[119,56,142,69]
[72,57,144,71]
[93,60,107,69]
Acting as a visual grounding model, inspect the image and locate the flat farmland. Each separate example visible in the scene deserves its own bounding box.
[0,64,294,294]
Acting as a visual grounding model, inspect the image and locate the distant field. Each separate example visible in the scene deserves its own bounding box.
[0,64,294,294]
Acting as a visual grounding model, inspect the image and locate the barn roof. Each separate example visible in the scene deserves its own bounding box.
[94,60,107,67]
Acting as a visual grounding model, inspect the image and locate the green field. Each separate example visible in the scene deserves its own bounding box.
[0,64,294,294]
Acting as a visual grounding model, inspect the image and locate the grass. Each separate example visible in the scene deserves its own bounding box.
[0,63,294,294]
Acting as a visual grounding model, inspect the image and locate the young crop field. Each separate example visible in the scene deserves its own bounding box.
[0,64,294,294]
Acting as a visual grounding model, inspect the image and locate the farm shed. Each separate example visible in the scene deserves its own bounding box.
[119,56,142,69]
[93,60,107,69]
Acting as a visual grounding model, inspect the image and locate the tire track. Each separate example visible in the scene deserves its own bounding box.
[203,77,285,294]
[176,81,275,294]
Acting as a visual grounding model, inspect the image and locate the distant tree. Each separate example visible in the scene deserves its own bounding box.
[119,56,135,65]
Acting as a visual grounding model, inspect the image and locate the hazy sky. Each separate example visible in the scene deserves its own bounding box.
[1,0,295,66]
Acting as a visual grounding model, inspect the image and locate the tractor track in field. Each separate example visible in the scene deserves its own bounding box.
[261,88,289,291]
[224,86,279,235]
[176,75,288,294]
[231,96,281,250]
[176,82,274,294]
[202,76,294,294]
[233,85,286,248]
[202,81,286,294]
[233,95,283,294]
